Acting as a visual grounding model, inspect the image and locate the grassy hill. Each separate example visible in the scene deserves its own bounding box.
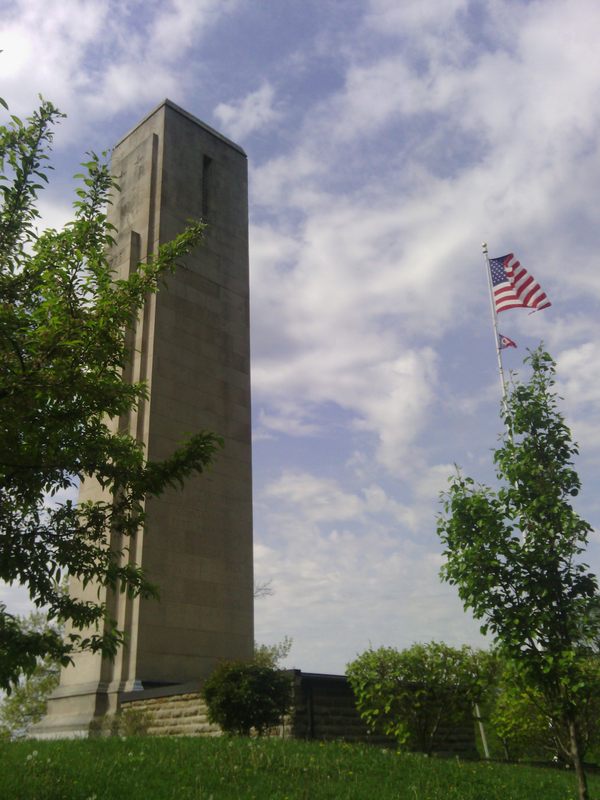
[3,736,598,799]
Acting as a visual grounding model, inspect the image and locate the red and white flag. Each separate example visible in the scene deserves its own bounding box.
[498,333,517,350]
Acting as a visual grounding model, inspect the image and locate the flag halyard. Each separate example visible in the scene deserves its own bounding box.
[489,253,551,314]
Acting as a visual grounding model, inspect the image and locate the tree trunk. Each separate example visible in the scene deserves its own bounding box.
[568,717,589,800]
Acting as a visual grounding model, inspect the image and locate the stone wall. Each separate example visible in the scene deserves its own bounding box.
[120,682,219,737]
[120,671,478,757]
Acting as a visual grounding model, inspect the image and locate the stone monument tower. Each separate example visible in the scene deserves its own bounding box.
[35,100,253,737]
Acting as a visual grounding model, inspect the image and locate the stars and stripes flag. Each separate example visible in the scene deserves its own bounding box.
[498,333,517,350]
[489,253,551,314]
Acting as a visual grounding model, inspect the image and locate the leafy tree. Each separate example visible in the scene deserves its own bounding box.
[0,98,221,690]
[346,641,493,755]
[252,580,293,669]
[202,661,292,736]
[490,656,600,764]
[253,579,274,600]
[490,679,547,762]
[254,635,293,669]
[0,611,61,738]
[438,348,598,800]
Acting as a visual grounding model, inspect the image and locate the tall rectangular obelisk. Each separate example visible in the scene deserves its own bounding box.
[35,100,253,736]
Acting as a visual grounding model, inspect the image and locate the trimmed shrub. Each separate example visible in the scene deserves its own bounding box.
[202,661,292,736]
[347,642,494,754]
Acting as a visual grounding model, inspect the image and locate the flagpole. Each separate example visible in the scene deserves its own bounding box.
[482,242,508,404]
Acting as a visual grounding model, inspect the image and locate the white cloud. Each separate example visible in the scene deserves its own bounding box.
[149,0,236,59]
[247,0,600,493]
[84,0,240,118]
[326,58,430,142]
[1,0,108,120]
[36,197,75,233]
[556,343,600,453]
[0,0,239,138]
[0,583,34,618]
[365,0,469,36]
[83,62,178,119]
[559,343,600,408]
[265,471,364,523]
[351,351,438,473]
[254,467,484,671]
[258,405,321,438]
[214,83,281,141]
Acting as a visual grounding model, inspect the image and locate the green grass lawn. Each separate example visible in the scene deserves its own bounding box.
[2,737,598,800]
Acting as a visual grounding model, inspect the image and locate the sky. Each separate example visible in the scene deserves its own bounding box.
[2,0,600,674]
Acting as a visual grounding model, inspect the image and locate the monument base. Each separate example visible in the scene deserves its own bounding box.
[29,679,140,739]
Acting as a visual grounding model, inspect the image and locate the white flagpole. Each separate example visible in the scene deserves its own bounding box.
[482,242,508,404]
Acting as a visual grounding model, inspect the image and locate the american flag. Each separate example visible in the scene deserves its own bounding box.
[489,253,551,314]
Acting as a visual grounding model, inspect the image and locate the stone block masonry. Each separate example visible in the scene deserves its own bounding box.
[120,672,478,757]
[120,674,383,741]
[120,684,221,738]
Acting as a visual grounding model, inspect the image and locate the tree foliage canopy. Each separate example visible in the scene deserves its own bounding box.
[437,348,598,799]
[489,656,600,763]
[0,611,62,738]
[0,98,221,690]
